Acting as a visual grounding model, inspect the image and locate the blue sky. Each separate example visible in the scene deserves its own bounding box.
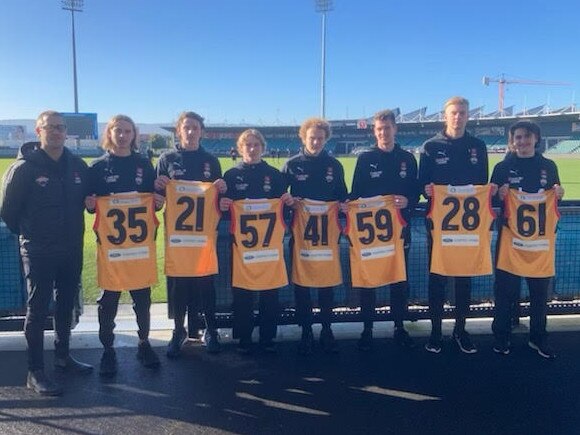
[1,0,578,125]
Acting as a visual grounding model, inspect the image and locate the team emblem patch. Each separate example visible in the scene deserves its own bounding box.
[263,176,271,192]
[325,167,334,183]
[35,176,49,187]
[136,167,143,186]
[399,162,407,178]
[470,148,478,165]
[73,172,82,184]
[203,162,211,179]
[540,169,547,187]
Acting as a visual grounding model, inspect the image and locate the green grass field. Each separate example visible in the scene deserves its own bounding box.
[2,154,579,303]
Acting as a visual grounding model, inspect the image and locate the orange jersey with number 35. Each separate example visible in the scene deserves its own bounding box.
[94,193,158,291]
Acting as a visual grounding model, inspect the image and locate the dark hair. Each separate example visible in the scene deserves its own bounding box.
[508,121,542,151]
[176,111,205,130]
[373,109,397,125]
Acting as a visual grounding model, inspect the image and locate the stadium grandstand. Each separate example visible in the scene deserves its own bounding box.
[1,105,580,157]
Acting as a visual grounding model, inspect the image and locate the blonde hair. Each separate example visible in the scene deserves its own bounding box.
[101,114,138,152]
[36,110,62,129]
[299,117,331,144]
[443,96,469,111]
[236,129,267,153]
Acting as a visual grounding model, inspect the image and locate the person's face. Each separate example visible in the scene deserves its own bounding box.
[36,114,67,150]
[178,117,202,151]
[239,135,264,164]
[374,119,397,152]
[512,128,537,158]
[109,120,135,156]
[444,103,468,136]
[303,127,327,156]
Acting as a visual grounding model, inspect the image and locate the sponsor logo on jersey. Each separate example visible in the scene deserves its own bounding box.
[105,175,120,183]
[447,185,476,195]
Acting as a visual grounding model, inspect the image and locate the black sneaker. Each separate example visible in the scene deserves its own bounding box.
[137,341,161,368]
[236,339,253,355]
[99,348,117,377]
[204,330,222,354]
[453,330,478,354]
[320,327,339,354]
[298,328,314,356]
[394,328,416,349]
[529,339,556,360]
[166,328,187,359]
[424,336,442,354]
[493,339,511,355]
[27,370,63,396]
[260,340,277,354]
[357,328,373,352]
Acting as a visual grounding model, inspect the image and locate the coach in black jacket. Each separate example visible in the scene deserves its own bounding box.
[0,111,92,396]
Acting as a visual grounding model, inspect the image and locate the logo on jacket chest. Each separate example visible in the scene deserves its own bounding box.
[235,175,248,191]
[435,150,449,165]
[540,169,548,187]
[35,176,49,187]
[469,148,478,165]
[263,176,271,193]
[325,167,334,183]
[294,165,308,182]
[135,167,143,186]
[399,162,407,178]
[73,172,82,184]
[203,162,211,179]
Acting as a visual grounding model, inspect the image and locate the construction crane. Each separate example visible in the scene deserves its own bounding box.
[482,74,571,115]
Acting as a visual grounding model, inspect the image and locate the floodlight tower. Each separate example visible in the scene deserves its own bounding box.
[61,0,83,113]
[315,0,333,118]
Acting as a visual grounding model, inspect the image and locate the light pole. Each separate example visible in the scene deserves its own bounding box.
[61,0,83,113]
[315,0,333,119]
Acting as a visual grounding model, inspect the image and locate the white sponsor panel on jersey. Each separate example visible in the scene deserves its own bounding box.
[107,247,150,261]
[360,245,396,260]
[168,234,208,247]
[440,234,480,246]
[242,249,280,264]
[511,237,550,252]
[299,249,333,261]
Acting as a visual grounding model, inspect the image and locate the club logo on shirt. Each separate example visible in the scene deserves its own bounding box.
[540,169,547,187]
[263,176,271,193]
[325,167,334,183]
[135,167,143,186]
[235,175,248,191]
[295,165,308,181]
[203,162,211,179]
[435,150,449,165]
[470,148,478,165]
[35,176,49,187]
[508,169,522,185]
[169,161,185,178]
[73,172,82,184]
[399,162,407,179]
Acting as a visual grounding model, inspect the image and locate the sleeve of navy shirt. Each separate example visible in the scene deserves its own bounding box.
[0,162,27,234]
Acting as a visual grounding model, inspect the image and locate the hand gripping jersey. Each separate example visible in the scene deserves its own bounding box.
[164,180,221,277]
[345,195,407,288]
[230,198,288,291]
[497,189,559,277]
[428,184,495,276]
[94,193,159,291]
[291,199,342,287]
